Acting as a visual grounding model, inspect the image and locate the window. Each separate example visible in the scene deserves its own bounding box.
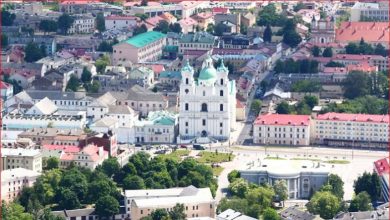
[185,103,189,111]
[185,89,189,94]
[202,119,206,126]
[201,103,208,112]
[220,122,223,127]
[220,79,224,85]
[203,91,206,96]
[220,104,223,111]
[220,90,223,96]
[185,78,189,84]
[185,122,188,126]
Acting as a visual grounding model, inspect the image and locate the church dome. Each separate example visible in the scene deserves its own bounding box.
[198,54,217,84]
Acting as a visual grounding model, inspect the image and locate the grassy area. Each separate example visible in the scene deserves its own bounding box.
[196,151,234,163]
[157,150,190,162]
[264,156,287,160]
[291,158,322,162]
[325,160,350,164]
[211,166,224,176]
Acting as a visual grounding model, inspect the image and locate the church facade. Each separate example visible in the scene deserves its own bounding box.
[310,17,335,44]
[178,56,236,144]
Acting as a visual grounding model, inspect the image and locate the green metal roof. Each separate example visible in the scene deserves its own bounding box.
[124,31,166,48]
[198,67,217,81]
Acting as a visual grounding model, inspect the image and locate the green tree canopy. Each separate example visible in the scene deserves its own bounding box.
[123,175,145,190]
[101,157,121,177]
[311,46,320,57]
[262,207,280,220]
[25,42,45,62]
[2,202,33,220]
[263,24,272,43]
[151,209,169,220]
[169,23,182,33]
[96,12,106,32]
[95,195,120,218]
[81,67,92,83]
[2,9,16,26]
[276,101,292,114]
[58,188,81,210]
[251,100,262,116]
[153,20,170,34]
[354,172,381,202]
[45,157,60,170]
[57,13,74,35]
[228,178,249,198]
[273,180,288,202]
[349,191,373,212]
[307,191,340,219]
[134,24,148,36]
[227,170,241,183]
[343,71,370,99]
[66,75,80,92]
[322,47,333,57]
[169,203,186,220]
[39,20,58,34]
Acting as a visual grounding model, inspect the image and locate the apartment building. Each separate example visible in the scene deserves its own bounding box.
[112,31,166,65]
[178,32,217,54]
[2,148,42,172]
[2,114,86,130]
[253,114,311,146]
[58,145,108,170]
[1,168,41,203]
[68,15,95,34]
[18,128,87,147]
[105,15,138,30]
[351,1,389,22]
[312,113,389,149]
[125,186,215,219]
[332,54,388,71]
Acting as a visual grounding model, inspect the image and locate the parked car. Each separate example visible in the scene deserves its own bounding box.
[193,144,205,150]
[180,145,188,149]
[135,144,142,147]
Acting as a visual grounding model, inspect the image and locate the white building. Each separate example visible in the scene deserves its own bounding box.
[125,186,215,219]
[1,168,41,203]
[68,15,95,34]
[2,114,86,130]
[2,148,42,172]
[25,97,58,115]
[105,15,138,30]
[178,56,236,144]
[312,112,389,149]
[350,1,389,22]
[253,114,311,146]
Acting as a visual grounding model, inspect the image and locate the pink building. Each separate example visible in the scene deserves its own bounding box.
[1,168,40,203]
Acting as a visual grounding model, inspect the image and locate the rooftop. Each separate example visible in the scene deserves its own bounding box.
[120,31,166,48]
[254,114,311,126]
[2,168,41,181]
[179,32,216,44]
[2,148,41,157]
[336,22,389,43]
[316,112,389,123]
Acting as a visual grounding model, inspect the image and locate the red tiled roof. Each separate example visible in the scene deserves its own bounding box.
[346,62,378,72]
[322,67,347,74]
[42,144,80,153]
[193,12,213,20]
[212,48,244,55]
[61,0,101,5]
[374,158,389,176]
[254,114,311,126]
[106,15,137,21]
[236,99,245,108]
[82,145,107,162]
[183,50,208,56]
[178,17,197,26]
[213,7,229,14]
[0,81,12,89]
[333,53,384,61]
[316,112,389,123]
[336,22,389,44]
[123,1,161,7]
[145,16,165,26]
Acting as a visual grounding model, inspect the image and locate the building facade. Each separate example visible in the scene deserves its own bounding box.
[112,31,166,65]
[68,15,95,34]
[310,18,335,44]
[105,15,138,30]
[178,32,217,54]
[373,158,389,202]
[178,57,236,144]
[253,114,311,146]
[350,1,389,22]
[1,168,41,203]
[2,148,42,172]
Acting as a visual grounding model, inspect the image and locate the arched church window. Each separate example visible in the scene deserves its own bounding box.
[220,90,223,96]
[185,78,189,84]
[201,103,208,112]
[185,103,189,111]
[220,79,224,85]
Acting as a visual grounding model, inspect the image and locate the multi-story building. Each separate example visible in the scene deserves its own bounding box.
[125,186,215,219]
[18,128,88,147]
[68,15,95,34]
[105,15,138,30]
[332,54,388,72]
[351,1,389,22]
[2,114,86,130]
[112,31,166,66]
[312,113,389,149]
[58,145,108,170]
[134,111,178,144]
[373,158,389,202]
[310,17,335,44]
[1,168,41,203]
[2,148,42,172]
[253,114,311,146]
[178,57,236,144]
[240,160,329,199]
[178,32,217,54]
[336,22,389,48]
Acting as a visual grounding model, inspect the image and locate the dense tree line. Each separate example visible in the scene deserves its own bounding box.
[153,20,182,34]
[257,4,288,27]
[140,204,186,220]
[343,71,388,99]
[291,80,321,93]
[321,95,388,115]
[274,59,319,74]
[2,9,16,26]
[276,95,319,115]
[345,39,388,57]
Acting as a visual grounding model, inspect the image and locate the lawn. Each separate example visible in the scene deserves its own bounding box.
[196,151,234,163]
[264,156,287,160]
[211,166,224,176]
[157,150,190,162]
[291,158,322,162]
[324,160,350,164]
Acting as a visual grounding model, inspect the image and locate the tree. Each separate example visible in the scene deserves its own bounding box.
[262,208,280,220]
[322,47,333,57]
[123,175,145,190]
[45,157,59,170]
[354,172,381,203]
[227,170,241,183]
[311,46,320,57]
[95,55,111,74]
[251,100,262,116]
[374,43,387,57]
[39,20,58,34]
[2,9,16,26]
[283,30,302,47]
[33,169,62,205]
[97,41,113,52]
[2,202,33,220]
[218,198,250,217]
[206,23,214,33]
[95,195,120,218]
[2,34,9,47]
[276,101,291,114]
[245,186,275,213]
[273,180,288,205]
[141,0,148,6]
[66,75,80,92]
[293,2,305,12]
[24,42,44,62]
[87,81,101,93]
[327,174,344,200]
[349,191,373,212]
[96,12,106,32]
[81,67,92,83]
[214,23,228,36]
[133,24,148,36]
[38,208,66,220]
[303,95,319,109]
[345,42,359,54]
[58,188,81,210]
[101,157,120,177]
[169,204,186,220]
[343,71,370,99]
[135,13,149,21]
[307,191,340,219]
[153,20,170,34]
[151,209,169,220]
[228,178,249,198]
[57,13,74,35]
[263,24,272,43]
[170,23,182,33]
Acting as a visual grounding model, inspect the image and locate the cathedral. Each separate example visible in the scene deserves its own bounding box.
[178,55,236,144]
[310,17,335,44]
